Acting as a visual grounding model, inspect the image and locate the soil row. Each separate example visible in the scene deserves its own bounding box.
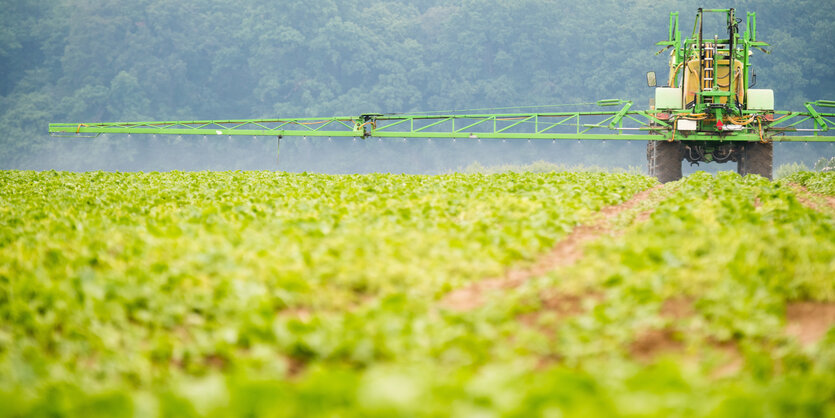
[441,184,666,311]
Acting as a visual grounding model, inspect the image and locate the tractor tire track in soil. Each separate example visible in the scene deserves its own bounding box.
[789,183,835,213]
[780,186,835,346]
[783,186,835,346]
[785,301,835,347]
[441,184,666,311]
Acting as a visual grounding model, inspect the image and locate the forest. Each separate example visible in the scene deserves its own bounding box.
[1,0,834,172]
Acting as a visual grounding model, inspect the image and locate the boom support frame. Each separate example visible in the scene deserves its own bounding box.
[49,100,835,142]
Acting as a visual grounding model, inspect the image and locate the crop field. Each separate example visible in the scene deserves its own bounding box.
[1,170,835,417]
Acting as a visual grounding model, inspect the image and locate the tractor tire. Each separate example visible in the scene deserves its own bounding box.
[647,140,682,183]
[737,142,773,180]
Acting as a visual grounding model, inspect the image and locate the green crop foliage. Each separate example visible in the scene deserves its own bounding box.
[492,172,835,416]
[0,170,653,416]
[781,171,835,195]
[1,170,834,417]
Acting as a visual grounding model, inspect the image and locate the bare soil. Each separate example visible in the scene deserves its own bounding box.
[785,301,835,346]
[790,184,835,212]
[517,291,603,331]
[660,297,695,320]
[278,307,313,321]
[629,328,684,362]
[539,290,592,316]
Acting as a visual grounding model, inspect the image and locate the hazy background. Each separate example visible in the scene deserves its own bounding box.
[1,0,833,173]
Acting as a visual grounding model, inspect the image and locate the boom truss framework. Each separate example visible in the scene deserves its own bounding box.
[49,100,835,142]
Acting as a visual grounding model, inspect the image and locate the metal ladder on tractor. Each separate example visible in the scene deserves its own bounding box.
[702,41,715,103]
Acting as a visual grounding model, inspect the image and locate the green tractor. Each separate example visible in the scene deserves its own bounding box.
[648,8,786,182]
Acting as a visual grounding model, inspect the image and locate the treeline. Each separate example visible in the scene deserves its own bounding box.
[1,0,833,171]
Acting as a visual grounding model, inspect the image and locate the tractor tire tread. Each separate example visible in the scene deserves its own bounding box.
[737,142,773,180]
[647,140,682,183]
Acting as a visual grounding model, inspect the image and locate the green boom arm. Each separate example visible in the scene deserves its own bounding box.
[49,99,835,142]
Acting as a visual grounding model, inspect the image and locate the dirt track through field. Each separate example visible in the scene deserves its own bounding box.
[441,185,665,311]
[779,186,835,344]
[790,184,835,213]
[785,301,835,346]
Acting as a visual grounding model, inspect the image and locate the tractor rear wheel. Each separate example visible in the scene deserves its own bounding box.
[647,140,682,183]
[737,142,773,180]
